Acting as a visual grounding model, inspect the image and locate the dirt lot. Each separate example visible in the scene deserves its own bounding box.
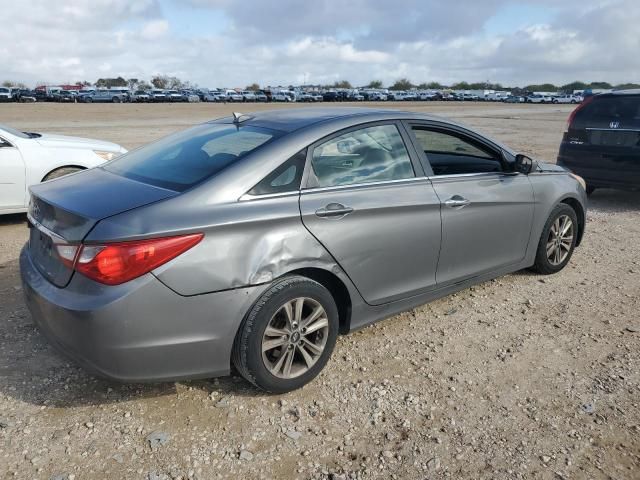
[0,102,638,480]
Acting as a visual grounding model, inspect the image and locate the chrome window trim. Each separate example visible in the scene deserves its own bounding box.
[240,172,526,200]
[239,190,301,202]
[27,213,70,243]
[426,172,508,181]
[241,176,433,200]
[586,128,640,133]
[301,176,430,194]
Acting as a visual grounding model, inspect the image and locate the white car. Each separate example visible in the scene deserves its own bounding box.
[552,94,583,104]
[225,90,244,102]
[0,87,12,101]
[526,94,554,104]
[241,91,256,102]
[0,124,127,214]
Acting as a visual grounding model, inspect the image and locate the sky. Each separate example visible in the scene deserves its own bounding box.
[1,0,638,88]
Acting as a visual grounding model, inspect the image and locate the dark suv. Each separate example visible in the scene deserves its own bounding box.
[557,90,640,194]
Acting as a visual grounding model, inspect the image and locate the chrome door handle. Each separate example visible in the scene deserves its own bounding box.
[444,196,471,209]
[315,203,354,218]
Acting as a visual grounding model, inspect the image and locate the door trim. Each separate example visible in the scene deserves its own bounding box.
[300,176,431,195]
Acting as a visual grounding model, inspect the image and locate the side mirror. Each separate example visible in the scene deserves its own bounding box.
[514,154,534,174]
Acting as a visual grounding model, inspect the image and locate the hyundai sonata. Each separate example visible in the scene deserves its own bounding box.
[20,108,587,393]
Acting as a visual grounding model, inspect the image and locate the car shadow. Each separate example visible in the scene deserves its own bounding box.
[0,256,264,408]
[0,212,27,226]
[587,188,640,213]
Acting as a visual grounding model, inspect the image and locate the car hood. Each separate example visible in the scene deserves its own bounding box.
[36,133,125,153]
[537,162,568,173]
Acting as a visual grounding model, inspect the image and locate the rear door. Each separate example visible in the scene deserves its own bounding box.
[299,122,442,305]
[406,122,534,285]
[565,94,640,187]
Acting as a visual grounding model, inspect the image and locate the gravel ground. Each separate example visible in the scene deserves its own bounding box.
[0,102,638,480]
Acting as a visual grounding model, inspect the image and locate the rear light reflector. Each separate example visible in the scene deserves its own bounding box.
[74,234,203,285]
[54,244,80,268]
[566,95,594,132]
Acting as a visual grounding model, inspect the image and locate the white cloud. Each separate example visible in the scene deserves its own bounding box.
[0,0,638,88]
[141,20,169,40]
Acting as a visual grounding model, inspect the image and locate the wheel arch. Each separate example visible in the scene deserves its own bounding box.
[41,165,86,182]
[286,267,352,334]
[560,196,585,246]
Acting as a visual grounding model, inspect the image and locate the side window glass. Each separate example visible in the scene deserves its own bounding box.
[412,128,502,176]
[310,124,414,187]
[248,149,306,195]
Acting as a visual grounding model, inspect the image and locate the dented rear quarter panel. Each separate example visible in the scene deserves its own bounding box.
[87,191,346,297]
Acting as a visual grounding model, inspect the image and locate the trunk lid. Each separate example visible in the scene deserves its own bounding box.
[28,168,177,287]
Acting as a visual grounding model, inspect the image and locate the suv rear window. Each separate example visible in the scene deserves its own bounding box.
[105,124,281,191]
[574,95,640,129]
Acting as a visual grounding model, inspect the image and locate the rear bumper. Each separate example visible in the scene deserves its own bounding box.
[558,146,640,190]
[20,245,263,382]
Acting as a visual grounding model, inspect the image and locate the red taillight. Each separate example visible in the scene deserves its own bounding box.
[74,234,203,285]
[566,95,594,132]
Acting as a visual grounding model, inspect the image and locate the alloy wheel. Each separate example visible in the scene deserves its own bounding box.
[261,297,329,379]
[546,214,574,266]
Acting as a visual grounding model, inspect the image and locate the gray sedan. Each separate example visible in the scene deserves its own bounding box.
[20,108,587,392]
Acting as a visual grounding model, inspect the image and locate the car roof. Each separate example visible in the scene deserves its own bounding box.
[221,107,440,132]
[599,89,640,96]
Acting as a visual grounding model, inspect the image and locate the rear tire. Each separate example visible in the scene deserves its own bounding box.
[43,167,83,181]
[530,203,578,275]
[232,276,339,393]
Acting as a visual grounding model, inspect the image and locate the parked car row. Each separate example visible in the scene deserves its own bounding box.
[1,86,585,105]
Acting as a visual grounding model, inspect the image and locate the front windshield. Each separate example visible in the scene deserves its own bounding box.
[104,123,282,192]
[0,124,30,139]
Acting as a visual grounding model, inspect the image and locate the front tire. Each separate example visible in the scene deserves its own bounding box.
[232,276,339,393]
[530,203,578,275]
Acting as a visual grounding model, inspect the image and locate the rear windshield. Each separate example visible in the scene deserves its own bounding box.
[104,123,281,191]
[574,95,640,128]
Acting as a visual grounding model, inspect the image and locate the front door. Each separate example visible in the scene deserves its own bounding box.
[0,138,26,210]
[407,124,534,285]
[299,122,442,305]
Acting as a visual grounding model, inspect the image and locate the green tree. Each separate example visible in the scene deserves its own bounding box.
[524,83,558,92]
[588,81,612,89]
[333,80,352,89]
[390,78,413,90]
[246,83,260,91]
[167,76,184,89]
[151,75,169,89]
[614,83,640,90]
[450,81,470,90]
[126,78,139,90]
[367,80,383,89]
[560,81,587,93]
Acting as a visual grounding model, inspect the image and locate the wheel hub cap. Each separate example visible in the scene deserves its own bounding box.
[546,214,574,266]
[261,297,329,379]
